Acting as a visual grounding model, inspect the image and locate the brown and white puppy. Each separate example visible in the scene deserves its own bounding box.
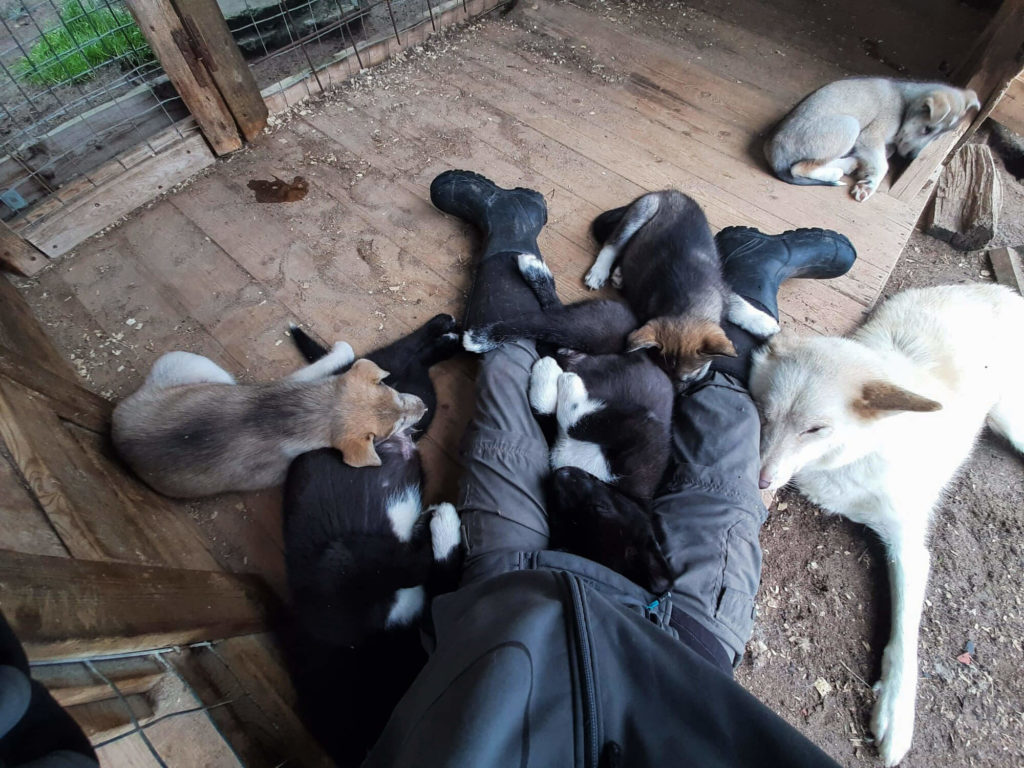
[112,343,426,498]
[585,190,778,383]
[765,78,980,202]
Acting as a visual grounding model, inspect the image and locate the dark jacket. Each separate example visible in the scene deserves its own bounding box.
[363,551,841,767]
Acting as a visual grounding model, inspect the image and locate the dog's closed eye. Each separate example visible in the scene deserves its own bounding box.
[801,425,829,436]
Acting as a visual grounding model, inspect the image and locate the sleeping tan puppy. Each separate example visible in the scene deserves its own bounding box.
[765,78,979,202]
[112,342,426,498]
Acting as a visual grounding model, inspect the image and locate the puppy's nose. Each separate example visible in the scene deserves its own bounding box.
[758,472,772,490]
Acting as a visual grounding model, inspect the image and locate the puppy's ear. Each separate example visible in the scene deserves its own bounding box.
[627,322,662,353]
[700,326,737,358]
[923,92,951,123]
[854,380,942,417]
[349,358,390,384]
[337,432,382,467]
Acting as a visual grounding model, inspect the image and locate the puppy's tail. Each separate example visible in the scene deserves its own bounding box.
[289,326,329,362]
[590,205,630,244]
[774,166,845,186]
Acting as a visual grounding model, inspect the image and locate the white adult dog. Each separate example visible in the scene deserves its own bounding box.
[750,284,1024,766]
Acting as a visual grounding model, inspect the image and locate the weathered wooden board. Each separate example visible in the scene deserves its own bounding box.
[0,221,46,276]
[0,551,271,660]
[991,74,1024,136]
[16,132,215,258]
[989,246,1024,293]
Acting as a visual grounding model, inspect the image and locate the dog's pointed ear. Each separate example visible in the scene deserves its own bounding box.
[700,326,737,358]
[627,322,662,352]
[922,93,947,123]
[350,358,389,384]
[855,380,942,417]
[337,432,382,467]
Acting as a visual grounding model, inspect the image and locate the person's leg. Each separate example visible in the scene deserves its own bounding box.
[430,171,553,566]
[654,227,856,667]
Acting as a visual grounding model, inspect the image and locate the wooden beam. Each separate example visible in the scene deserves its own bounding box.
[0,222,46,277]
[125,0,242,155]
[989,246,1024,293]
[0,274,76,379]
[0,551,271,661]
[891,0,1024,202]
[991,73,1024,135]
[0,377,217,568]
[171,0,268,141]
[0,346,112,432]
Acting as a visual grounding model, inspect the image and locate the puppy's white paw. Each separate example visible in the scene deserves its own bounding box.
[727,294,780,339]
[852,179,877,202]
[327,341,355,366]
[429,502,461,561]
[610,266,623,289]
[517,252,552,280]
[871,674,916,767]
[556,371,589,423]
[462,328,497,354]
[386,586,426,628]
[530,357,562,414]
[584,265,609,290]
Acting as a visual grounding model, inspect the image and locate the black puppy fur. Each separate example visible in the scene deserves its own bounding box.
[281,315,462,767]
[553,348,674,501]
[531,347,678,594]
[462,253,639,355]
[548,467,675,595]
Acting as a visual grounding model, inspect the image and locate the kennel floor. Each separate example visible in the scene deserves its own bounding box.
[14,0,945,593]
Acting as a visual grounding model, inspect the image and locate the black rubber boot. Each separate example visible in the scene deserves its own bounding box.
[715,226,857,320]
[430,170,549,330]
[430,170,547,259]
[709,226,856,384]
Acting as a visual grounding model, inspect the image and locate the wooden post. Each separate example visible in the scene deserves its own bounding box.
[170,0,268,141]
[1,221,46,276]
[126,0,243,155]
[0,551,272,660]
[891,0,1024,202]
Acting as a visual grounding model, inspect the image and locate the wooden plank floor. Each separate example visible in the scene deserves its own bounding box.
[14,1,935,586]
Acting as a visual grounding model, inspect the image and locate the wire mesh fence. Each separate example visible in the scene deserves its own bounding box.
[0,0,193,224]
[237,0,481,103]
[31,643,247,766]
[1,0,500,229]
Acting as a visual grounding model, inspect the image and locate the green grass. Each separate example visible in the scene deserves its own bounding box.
[14,0,153,87]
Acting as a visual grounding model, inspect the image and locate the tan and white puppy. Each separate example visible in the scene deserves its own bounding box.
[750,284,1024,766]
[765,78,980,202]
[112,343,426,498]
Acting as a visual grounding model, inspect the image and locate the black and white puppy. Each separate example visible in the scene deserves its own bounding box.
[530,348,677,593]
[463,253,638,355]
[529,348,673,501]
[281,314,462,767]
[585,190,778,382]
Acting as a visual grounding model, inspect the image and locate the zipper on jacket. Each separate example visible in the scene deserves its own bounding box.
[564,573,599,768]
